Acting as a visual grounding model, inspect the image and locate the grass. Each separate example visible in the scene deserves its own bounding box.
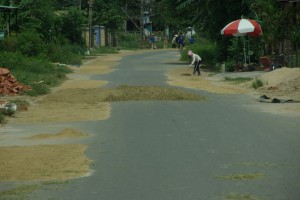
[0,181,68,199]
[215,173,265,181]
[0,184,40,200]
[224,193,259,200]
[233,162,279,168]
[233,162,300,168]
[88,47,119,55]
[23,82,50,96]
[224,77,253,83]
[102,85,206,102]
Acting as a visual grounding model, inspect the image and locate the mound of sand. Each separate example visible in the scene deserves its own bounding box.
[254,67,300,103]
[258,67,300,91]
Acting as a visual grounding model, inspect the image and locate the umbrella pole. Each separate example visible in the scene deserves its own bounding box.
[243,37,246,66]
[248,35,250,64]
[237,37,241,70]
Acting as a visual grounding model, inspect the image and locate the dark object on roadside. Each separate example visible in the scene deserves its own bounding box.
[258,95,299,103]
[260,95,270,99]
[271,98,281,103]
[0,101,17,116]
[258,95,270,102]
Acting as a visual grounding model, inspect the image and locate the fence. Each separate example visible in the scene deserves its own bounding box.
[285,52,300,67]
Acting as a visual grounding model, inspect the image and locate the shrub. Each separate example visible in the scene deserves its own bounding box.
[24,83,50,96]
[252,78,263,89]
[16,31,45,57]
[118,33,148,49]
[0,36,18,52]
[181,37,218,70]
[88,47,119,55]
[225,60,236,72]
[45,44,83,65]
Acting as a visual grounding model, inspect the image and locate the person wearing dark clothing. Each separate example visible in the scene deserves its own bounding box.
[189,36,195,45]
[149,34,157,49]
[178,35,184,53]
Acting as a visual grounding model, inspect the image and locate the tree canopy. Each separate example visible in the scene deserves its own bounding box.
[1,0,299,62]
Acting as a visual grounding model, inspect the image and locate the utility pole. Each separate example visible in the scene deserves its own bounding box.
[88,0,94,49]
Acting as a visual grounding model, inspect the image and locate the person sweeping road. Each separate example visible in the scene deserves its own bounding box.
[188,50,202,75]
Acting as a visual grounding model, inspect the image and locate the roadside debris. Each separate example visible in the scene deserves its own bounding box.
[0,67,31,95]
[258,95,299,103]
[0,100,17,115]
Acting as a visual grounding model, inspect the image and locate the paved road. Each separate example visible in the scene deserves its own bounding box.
[19,50,300,199]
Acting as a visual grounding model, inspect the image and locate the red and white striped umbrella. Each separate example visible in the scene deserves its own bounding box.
[221,19,262,37]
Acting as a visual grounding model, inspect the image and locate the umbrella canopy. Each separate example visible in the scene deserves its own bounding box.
[221,19,262,36]
[221,19,263,67]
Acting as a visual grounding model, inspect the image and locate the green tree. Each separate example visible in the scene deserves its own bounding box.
[57,7,85,44]
[171,0,249,60]
[93,0,126,34]
[53,0,80,9]
[17,0,56,40]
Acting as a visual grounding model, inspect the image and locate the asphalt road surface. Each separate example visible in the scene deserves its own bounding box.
[19,50,300,199]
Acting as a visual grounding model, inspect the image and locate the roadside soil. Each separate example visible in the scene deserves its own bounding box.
[167,66,300,117]
[0,50,299,182]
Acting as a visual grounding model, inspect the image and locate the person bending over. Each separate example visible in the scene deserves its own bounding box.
[188,50,202,76]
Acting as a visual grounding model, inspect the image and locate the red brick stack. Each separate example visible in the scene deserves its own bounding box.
[0,67,31,95]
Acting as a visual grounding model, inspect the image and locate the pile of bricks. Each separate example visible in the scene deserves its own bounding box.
[0,67,31,95]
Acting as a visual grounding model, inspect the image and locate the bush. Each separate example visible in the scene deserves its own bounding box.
[0,51,72,96]
[24,83,50,96]
[45,44,83,65]
[118,33,148,49]
[0,36,18,52]
[181,37,218,70]
[225,60,236,72]
[252,78,263,89]
[88,47,119,55]
[227,37,263,66]
[0,32,84,66]
[16,31,45,57]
